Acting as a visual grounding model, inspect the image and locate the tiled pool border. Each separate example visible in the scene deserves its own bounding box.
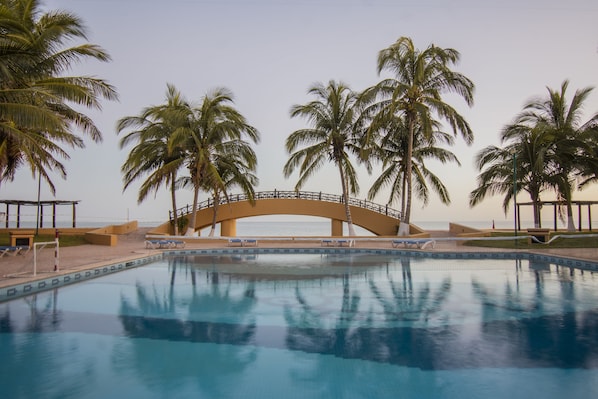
[0,254,162,302]
[2,248,596,302]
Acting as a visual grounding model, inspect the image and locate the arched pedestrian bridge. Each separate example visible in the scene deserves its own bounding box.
[159,190,404,236]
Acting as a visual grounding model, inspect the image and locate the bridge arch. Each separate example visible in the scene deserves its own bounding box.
[163,191,403,236]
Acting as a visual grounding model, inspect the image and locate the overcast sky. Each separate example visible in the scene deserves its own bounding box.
[4,0,598,227]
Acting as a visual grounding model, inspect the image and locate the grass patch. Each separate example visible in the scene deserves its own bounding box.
[0,233,87,247]
[464,231,598,249]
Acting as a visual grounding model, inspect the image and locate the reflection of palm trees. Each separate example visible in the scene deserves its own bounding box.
[370,259,451,324]
[284,274,369,396]
[115,269,258,397]
[0,292,90,398]
[472,259,548,319]
[282,259,464,378]
[470,261,598,368]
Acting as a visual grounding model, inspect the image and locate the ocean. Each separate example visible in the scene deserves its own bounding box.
[198,219,567,236]
[3,218,585,236]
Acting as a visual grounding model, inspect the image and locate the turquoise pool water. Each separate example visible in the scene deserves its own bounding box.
[1,252,597,398]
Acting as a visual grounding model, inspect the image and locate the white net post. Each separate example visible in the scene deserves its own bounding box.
[54,230,60,271]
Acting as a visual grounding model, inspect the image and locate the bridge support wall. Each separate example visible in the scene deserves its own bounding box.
[221,219,237,236]
[331,219,343,236]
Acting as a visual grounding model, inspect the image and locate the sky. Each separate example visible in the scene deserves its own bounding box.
[3,0,598,227]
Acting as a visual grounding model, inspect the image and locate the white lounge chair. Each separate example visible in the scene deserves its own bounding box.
[166,240,185,248]
[0,246,23,257]
[228,238,244,247]
[392,239,435,249]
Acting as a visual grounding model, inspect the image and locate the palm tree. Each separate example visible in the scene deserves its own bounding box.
[0,0,118,193]
[525,81,598,230]
[170,87,260,236]
[117,84,191,235]
[364,37,474,226]
[367,114,460,218]
[470,123,553,228]
[283,80,363,236]
[201,140,258,237]
[471,81,598,230]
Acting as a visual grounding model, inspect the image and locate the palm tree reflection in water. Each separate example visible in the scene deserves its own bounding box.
[115,256,257,397]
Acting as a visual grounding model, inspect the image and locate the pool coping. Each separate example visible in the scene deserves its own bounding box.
[1,247,597,303]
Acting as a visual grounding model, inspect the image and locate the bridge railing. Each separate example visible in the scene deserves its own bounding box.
[169,190,403,221]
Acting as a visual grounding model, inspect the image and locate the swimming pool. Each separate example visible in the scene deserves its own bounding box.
[1,251,597,398]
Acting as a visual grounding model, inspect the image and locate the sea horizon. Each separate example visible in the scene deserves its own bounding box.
[2,218,589,236]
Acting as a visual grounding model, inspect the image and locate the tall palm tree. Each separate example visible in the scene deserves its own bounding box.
[0,0,118,193]
[525,81,598,230]
[470,102,558,228]
[170,87,260,236]
[117,84,191,235]
[203,150,258,237]
[367,115,460,217]
[364,37,474,226]
[283,80,363,236]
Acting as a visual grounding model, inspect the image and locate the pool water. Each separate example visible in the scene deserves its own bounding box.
[1,253,597,398]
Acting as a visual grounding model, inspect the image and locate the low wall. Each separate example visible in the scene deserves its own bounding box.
[148,222,173,236]
[449,222,483,235]
[449,223,494,245]
[1,222,138,247]
[84,221,138,246]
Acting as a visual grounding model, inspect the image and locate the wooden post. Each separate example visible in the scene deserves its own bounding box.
[72,203,76,228]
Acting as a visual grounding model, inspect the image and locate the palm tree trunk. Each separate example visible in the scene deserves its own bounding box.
[401,166,407,218]
[209,193,219,237]
[338,164,356,236]
[404,118,415,224]
[562,185,576,231]
[566,202,576,231]
[532,201,541,228]
[530,189,541,228]
[170,173,179,235]
[186,183,200,236]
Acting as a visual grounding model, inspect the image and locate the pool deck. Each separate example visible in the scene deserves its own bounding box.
[2,228,598,290]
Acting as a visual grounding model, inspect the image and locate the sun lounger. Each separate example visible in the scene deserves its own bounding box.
[392,239,435,249]
[18,245,30,255]
[228,238,244,247]
[166,240,185,248]
[0,246,25,258]
[145,240,160,249]
[145,239,186,249]
[228,238,258,247]
[320,239,354,247]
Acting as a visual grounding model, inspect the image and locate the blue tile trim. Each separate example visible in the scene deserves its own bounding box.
[0,254,162,303]
[2,248,596,303]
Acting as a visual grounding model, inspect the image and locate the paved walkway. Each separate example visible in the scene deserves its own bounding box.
[2,228,598,290]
